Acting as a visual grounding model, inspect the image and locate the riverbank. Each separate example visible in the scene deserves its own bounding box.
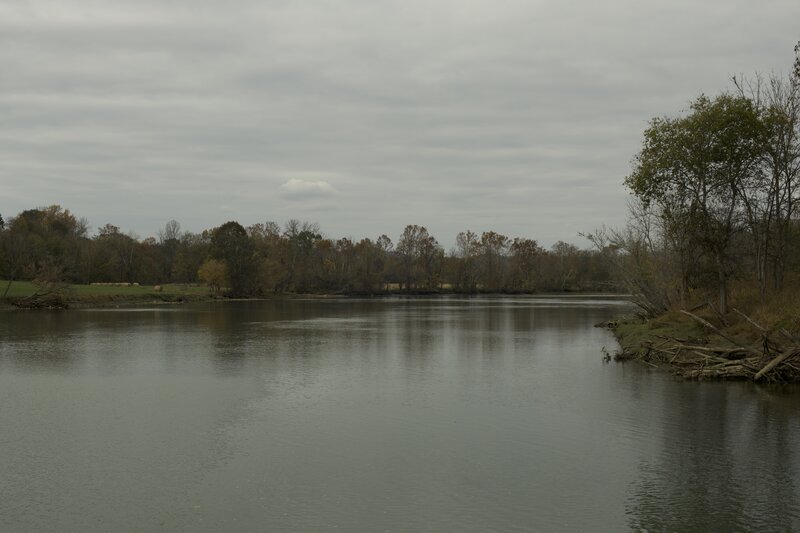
[0,281,214,310]
[607,296,800,382]
[1,279,620,310]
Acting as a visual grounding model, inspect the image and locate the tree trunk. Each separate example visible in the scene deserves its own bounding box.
[2,277,13,299]
[756,242,767,303]
[772,222,788,291]
[718,269,728,316]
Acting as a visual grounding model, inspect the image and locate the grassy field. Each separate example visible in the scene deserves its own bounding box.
[1,280,210,304]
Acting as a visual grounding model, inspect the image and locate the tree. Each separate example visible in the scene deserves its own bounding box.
[626,94,763,314]
[158,220,181,281]
[1,206,88,283]
[509,237,542,291]
[418,233,444,289]
[584,218,675,317]
[733,69,800,296]
[550,241,579,291]
[453,230,479,291]
[477,231,509,291]
[94,224,138,282]
[349,238,388,293]
[198,259,228,296]
[396,225,441,290]
[209,221,254,296]
[171,231,209,283]
[280,220,321,293]
[247,221,285,293]
[794,41,800,81]
[158,220,181,243]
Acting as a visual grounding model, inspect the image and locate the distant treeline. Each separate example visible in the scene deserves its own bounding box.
[589,42,800,316]
[0,206,616,296]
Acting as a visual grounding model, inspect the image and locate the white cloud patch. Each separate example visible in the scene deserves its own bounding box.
[281,178,336,198]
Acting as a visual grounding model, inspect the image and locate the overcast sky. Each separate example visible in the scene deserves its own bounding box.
[1,0,798,248]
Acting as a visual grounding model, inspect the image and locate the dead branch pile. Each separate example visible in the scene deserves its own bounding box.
[615,309,800,383]
[13,288,68,310]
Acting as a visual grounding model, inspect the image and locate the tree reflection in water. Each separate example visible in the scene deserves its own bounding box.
[626,383,800,532]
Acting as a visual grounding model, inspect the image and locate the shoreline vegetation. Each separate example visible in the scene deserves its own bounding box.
[0,279,616,310]
[601,280,800,383]
[590,44,800,383]
[0,210,616,307]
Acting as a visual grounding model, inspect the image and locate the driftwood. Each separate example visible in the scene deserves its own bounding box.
[615,309,800,383]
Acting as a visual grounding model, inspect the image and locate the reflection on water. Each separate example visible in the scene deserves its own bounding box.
[626,382,800,531]
[1,296,799,532]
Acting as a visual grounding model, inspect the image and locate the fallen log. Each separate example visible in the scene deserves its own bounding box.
[679,310,758,353]
[755,349,800,381]
[683,365,752,380]
[733,308,767,334]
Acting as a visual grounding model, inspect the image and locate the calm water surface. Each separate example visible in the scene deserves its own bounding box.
[1,296,799,532]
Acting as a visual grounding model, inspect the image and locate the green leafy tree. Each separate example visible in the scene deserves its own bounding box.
[3,206,88,283]
[626,94,763,314]
[209,221,255,296]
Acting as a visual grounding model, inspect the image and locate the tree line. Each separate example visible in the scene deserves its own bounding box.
[0,206,614,297]
[589,42,800,316]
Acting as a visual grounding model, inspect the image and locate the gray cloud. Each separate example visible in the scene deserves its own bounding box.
[2,0,799,246]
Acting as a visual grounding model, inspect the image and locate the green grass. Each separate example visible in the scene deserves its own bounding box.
[1,280,210,303]
[613,310,707,356]
[1,280,39,299]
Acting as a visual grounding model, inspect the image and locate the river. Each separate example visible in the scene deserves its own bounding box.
[1,296,798,531]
